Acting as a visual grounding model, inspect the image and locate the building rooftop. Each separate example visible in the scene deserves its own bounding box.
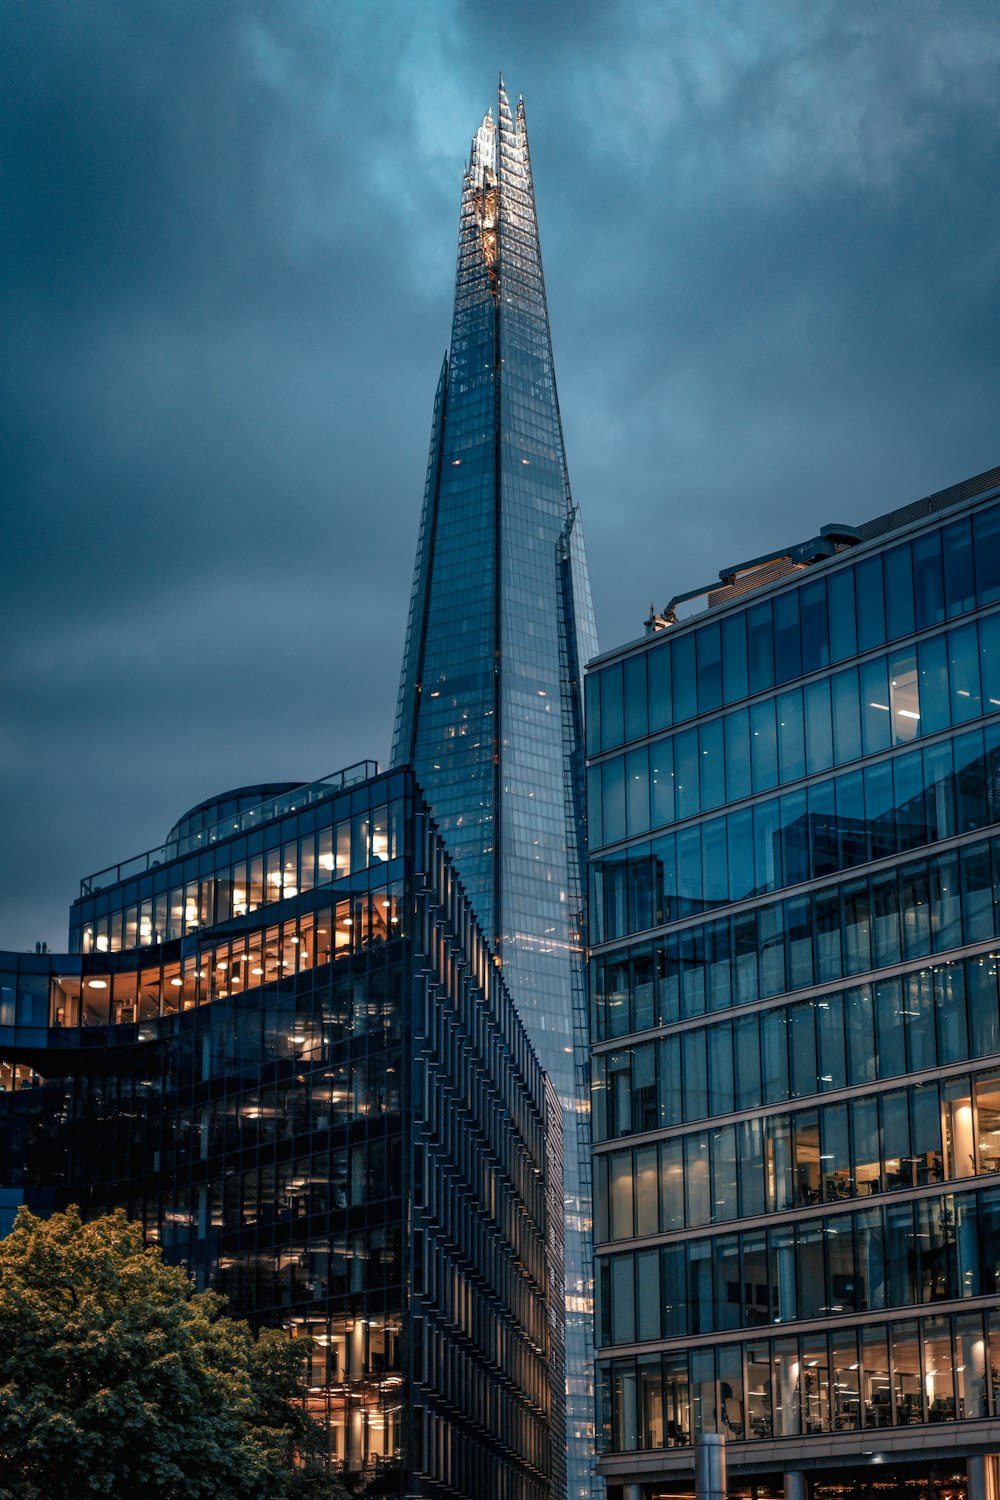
[641,461,1000,639]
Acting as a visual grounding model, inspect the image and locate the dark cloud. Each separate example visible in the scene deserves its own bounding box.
[2,0,997,948]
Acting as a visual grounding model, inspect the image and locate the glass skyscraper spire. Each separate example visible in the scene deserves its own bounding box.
[394,82,599,1499]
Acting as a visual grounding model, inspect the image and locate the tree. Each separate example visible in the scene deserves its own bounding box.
[0,1205,346,1500]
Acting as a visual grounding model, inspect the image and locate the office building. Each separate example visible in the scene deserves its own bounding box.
[393,82,599,1498]
[585,466,1000,1500]
[0,764,565,1500]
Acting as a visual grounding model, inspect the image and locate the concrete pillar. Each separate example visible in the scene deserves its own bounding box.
[696,1434,727,1500]
[783,1471,807,1500]
[624,1485,643,1500]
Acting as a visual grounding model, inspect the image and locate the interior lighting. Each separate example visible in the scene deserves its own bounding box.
[898,709,920,720]
[87,980,107,990]
[251,967,264,976]
[170,978,183,988]
[870,702,890,711]
[217,961,227,970]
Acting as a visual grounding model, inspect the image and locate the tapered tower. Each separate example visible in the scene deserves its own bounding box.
[393,82,599,1500]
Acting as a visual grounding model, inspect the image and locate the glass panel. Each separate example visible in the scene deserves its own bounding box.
[637,1352,663,1448]
[649,738,674,829]
[673,633,697,723]
[831,1328,861,1431]
[777,689,805,783]
[635,1146,658,1237]
[974,504,1000,607]
[771,1336,800,1437]
[747,601,774,695]
[912,529,945,630]
[601,663,624,750]
[700,720,725,812]
[609,1152,633,1239]
[801,1332,830,1433]
[975,1071,1000,1175]
[626,748,650,836]
[724,709,751,804]
[816,992,847,1091]
[685,1134,711,1227]
[746,1343,772,1438]
[687,1238,713,1336]
[712,1126,738,1223]
[660,1138,684,1232]
[942,516,975,617]
[636,1253,660,1343]
[718,1343,745,1440]
[950,621,982,723]
[856,555,886,651]
[981,612,1000,713]
[773,590,801,683]
[603,759,626,845]
[911,1079,944,1186]
[942,1077,975,1180]
[648,642,672,733]
[905,966,935,1086]
[796,1221,825,1319]
[889,647,920,744]
[611,1254,635,1345]
[918,634,950,735]
[689,1347,715,1436]
[861,657,892,755]
[856,1206,886,1310]
[804,679,834,774]
[822,1101,851,1202]
[828,565,857,663]
[800,578,830,674]
[891,1320,923,1426]
[697,623,723,715]
[831,668,862,764]
[722,612,748,704]
[884,542,915,641]
[955,1311,988,1419]
[663,1352,690,1447]
[612,1361,637,1451]
[861,1325,891,1428]
[713,1233,741,1330]
[624,653,649,742]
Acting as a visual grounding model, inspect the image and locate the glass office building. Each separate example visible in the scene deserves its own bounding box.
[585,465,1000,1500]
[393,83,599,1499]
[0,765,565,1500]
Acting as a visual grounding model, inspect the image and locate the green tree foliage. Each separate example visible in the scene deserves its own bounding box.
[0,1205,347,1500]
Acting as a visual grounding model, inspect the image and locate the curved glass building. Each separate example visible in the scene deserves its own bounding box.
[0,765,566,1500]
[393,83,599,1500]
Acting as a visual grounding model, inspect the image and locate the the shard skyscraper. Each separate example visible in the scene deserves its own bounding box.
[393,83,599,1500]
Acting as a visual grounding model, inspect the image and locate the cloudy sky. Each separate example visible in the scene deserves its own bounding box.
[2,0,998,950]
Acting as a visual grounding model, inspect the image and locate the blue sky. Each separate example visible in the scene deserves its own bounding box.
[2,0,998,948]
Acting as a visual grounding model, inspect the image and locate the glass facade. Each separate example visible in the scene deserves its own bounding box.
[393,84,599,1499]
[0,767,565,1500]
[587,467,1000,1494]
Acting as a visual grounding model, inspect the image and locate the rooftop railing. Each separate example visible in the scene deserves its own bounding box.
[79,760,381,897]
